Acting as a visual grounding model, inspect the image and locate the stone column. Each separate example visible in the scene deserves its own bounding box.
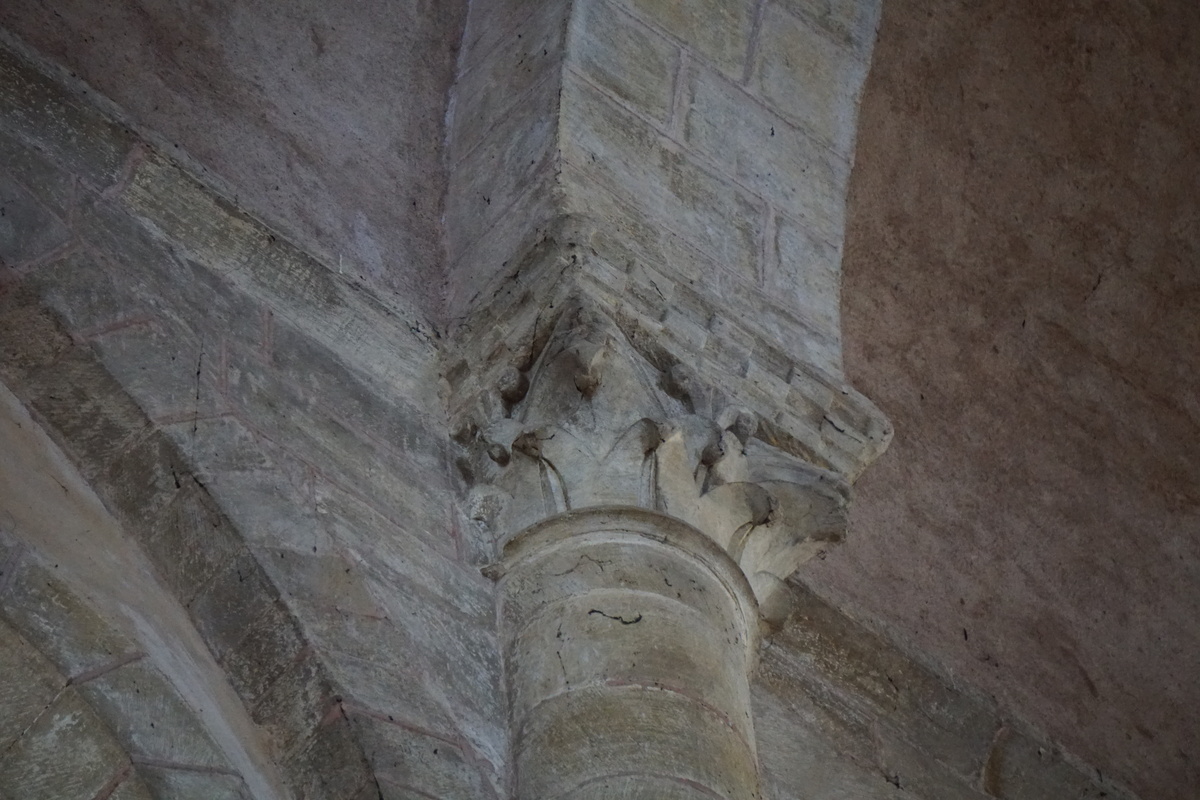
[495,507,759,799]
[457,304,877,797]
[445,0,889,794]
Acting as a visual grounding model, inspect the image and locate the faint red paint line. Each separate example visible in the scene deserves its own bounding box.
[89,763,131,800]
[128,756,242,778]
[71,314,157,343]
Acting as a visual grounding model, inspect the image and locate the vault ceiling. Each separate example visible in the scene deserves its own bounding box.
[0,1,1196,798]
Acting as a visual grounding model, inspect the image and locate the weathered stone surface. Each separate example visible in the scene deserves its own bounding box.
[608,0,755,77]
[0,619,63,750]
[0,125,77,218]
[281,716,374,800]
[1,560,136,677]
[748,4,869,155]
[0,5,1170,799]
[135,766,249,800]
[753,686,906,800]
[568,0,679,124]
[0,688,129,800]
[446,76,560,262]
[353,712,495,800]
[2,0,467,306]
[755,578,1138,800]
[108,775,156,800]
[684,67,847,238]
[224,343,449,541]
[0,39,136,190]
[136,479,243,606]
[0,172,72,268]
[448,0,569,166]
[0,382,290,799]
[562,74,765,282]
[77,660,228,768]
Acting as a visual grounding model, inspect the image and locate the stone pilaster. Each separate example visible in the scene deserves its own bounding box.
[456,303,867,797]
[445,0,887,795]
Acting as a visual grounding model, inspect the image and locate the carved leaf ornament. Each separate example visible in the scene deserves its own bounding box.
[458,303,847,618]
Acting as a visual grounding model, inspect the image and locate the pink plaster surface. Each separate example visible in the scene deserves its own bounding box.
[824,2,1200,798]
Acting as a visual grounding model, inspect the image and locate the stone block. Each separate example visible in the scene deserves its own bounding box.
[353,712,494,800]
[159,417,272,482]
[872,722,995,800]
[460,0,554,75]
[773,212,843,340]
[0,172,71,268]
[135,478,243,606]
[561,74,764,283]
[610,0,756,78]
[0,126,77,219]
[268,317,444,463]
[186,548,274,661]
[75,196,267,351]
[1,560,136,677]
[121,151,441,398]
[91,323,226,423]
[24,347,151,485]
[0,619,62,751]
[76,660,228,768]
[296,578,505,768]
[203,466,325,552]
[188,549,306,703]
[135,767,247,800]
[280,717,373,800]
[0,43,137,190]
[332,660,474,755]
[568,0,679,124]
[775,0,882,54]
[0,688,128,800]
[449,0,569,165]
[748,4,869,155]
[313,481,493,619]
[444,167,563,321]
[684,67,847,235]
[0,284,73,384]
[222,611,307,708]
[224,344,449,543]
[752,685,905,800]
[257,547,385,620]
[250,647,334,758]
[29,249,145,336]
[559,159,731,291]
[108,775,155,800]
[445,74,560,258]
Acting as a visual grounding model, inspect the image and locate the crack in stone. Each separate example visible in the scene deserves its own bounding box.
[588,609,642,625]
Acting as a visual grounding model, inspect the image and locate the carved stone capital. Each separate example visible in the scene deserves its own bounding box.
[457,301,850,621]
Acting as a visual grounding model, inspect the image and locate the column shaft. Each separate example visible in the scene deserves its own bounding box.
[496,508,761,799]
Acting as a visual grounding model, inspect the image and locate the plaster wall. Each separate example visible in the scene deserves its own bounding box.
[0,0,466,307]
[820,2,1200,798]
